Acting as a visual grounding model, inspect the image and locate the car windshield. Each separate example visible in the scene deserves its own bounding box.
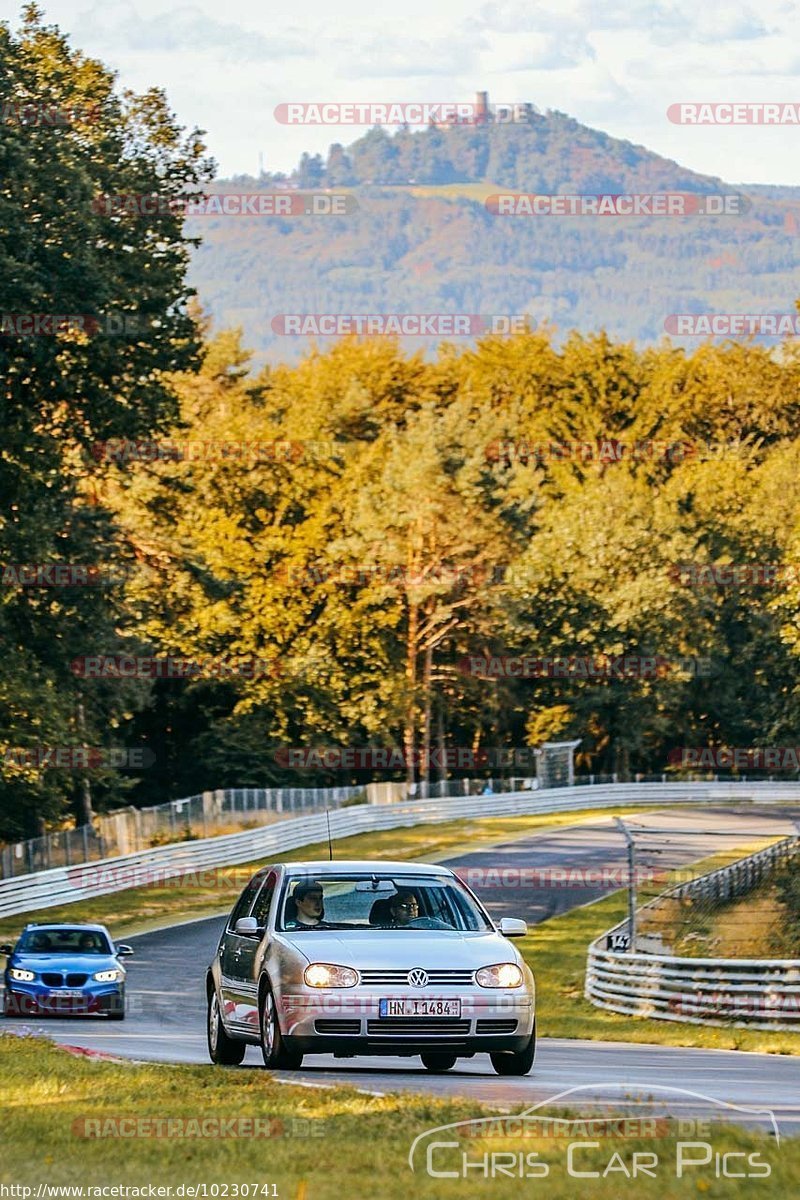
[278,874,492,932]
[17,928,112,954]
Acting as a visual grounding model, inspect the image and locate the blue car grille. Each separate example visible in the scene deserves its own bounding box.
[40,972,89,987]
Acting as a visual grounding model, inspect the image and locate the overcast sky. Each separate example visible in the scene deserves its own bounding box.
[6,0,800,184]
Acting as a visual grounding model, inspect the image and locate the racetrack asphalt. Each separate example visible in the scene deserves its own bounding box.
[3,805,799,1134]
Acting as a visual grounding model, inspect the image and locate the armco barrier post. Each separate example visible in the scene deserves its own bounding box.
[614,817,637,951]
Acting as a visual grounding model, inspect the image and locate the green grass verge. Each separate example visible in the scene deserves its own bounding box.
[0,1036,794,1198]
[0,806,653,945]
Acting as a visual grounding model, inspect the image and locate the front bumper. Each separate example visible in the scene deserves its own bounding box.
[3,980,124,1017]
[277,988,534,1056]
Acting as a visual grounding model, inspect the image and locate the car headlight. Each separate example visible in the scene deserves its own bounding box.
[304,963,358,988]
[9,967,35,982]
[476,963,523,988]
[93,969,122,983]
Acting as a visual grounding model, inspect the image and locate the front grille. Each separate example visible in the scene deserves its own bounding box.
[367,1018,471,1035]
[359,969,475,987]
[42,973,63,987]
[66,974,88,987]
[476,1019,518,1034]
[314,1019,361,1035]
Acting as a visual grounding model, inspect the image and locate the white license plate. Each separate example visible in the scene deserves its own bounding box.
[48,990,83,999]
[379,998,461,1018]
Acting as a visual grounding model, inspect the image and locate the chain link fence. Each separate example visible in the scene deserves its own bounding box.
[0,776,539,880]
[618,822,800,957]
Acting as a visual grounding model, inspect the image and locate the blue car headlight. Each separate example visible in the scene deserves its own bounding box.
[93,969,123,983]
[9,967,35,982]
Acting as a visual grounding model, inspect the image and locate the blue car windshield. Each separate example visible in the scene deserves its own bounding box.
[17,928,112,954]
[278,874,492,932]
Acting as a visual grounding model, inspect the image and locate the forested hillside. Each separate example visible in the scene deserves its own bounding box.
[188,114,800,361]
[5,12,800,842]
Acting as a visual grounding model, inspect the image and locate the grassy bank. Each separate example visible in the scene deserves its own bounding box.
[0,1035,794,1199]
[0,806,652,944]
[523,846,800,1055]
[638,868,799,960]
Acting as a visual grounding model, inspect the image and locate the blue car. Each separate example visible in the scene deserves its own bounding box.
[0,923,133,1019]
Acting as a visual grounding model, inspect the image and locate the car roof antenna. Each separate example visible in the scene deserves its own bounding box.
[326,808,334,861]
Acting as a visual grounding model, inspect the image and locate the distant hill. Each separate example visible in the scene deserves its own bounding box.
[186,108,800,363]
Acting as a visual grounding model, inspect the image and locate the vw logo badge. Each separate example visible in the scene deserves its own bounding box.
[408,968,428,988]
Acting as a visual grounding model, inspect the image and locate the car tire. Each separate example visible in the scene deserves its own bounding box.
[2,993,19,1017]
[259,984,303,1070]
[207,987,245,1066]
[490,1021,536,1076]
[420,1051,457,1072]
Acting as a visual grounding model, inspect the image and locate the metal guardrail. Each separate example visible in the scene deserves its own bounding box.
[0,778,534,879]
[0,785,367,879]
[3,780,800,921]
[3,768,794,880]
[586,836,800,1030]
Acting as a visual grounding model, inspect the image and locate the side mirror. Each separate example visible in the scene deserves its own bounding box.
[498,918,527,938]
[116,944,134,957]
[0,944,13,956]
[234,917,260,937]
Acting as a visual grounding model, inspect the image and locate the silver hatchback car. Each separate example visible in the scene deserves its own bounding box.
[207,860,536,1075]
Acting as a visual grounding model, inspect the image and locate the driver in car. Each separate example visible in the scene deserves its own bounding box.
[291,880,327,927]
[389,891,419,926]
